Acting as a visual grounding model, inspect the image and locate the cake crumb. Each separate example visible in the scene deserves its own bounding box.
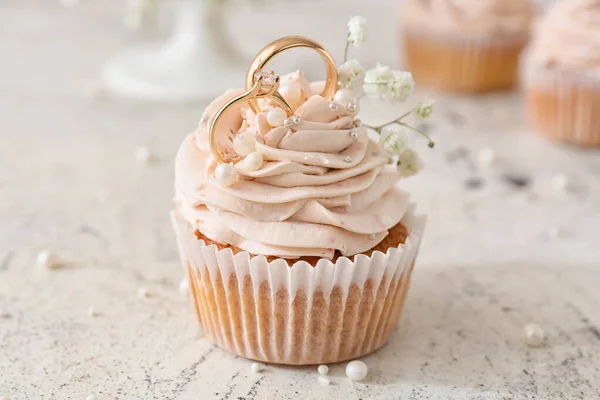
[477,147,496,165]
[85,395,97,400]
[551,174,570,191]
[137,288,150,298]
[318,376,331,385]
[250,362,265,373]
[87,307,98,317]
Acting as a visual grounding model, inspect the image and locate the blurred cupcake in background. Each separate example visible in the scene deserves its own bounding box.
[524,0,600,147]
[401,0,537,93]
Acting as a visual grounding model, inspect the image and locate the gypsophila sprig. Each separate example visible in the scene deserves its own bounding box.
[380,126,410,157]
[348,16,366,47]
[388,71,414,101]
[338,59,365,93]
[336,15,434,178]
[416,97,435,119]
[397,149,423,177]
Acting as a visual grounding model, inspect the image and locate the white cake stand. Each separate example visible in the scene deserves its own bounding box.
[103,0,244,102]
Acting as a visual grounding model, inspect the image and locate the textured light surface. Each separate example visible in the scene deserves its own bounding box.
[1,2,600,399]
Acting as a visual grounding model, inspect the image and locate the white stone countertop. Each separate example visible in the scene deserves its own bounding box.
[1,1,599,399]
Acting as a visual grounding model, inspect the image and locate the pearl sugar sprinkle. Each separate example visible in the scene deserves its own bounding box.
[349,130,358,139]
[346,360,368,381]
[243,152,263,171]
[36,250,61,270]
[215,163,237,187]
[233,132,256,156]
[317,365,329,375]
[318,376,331,385]
[524,323,545,347]
[250,362,266,373]
[266,108,287,127]
[329,102,339,110]
[343,156,352,163]
[346,102,357,112]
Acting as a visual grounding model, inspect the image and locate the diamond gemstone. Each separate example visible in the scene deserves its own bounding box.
[254,71,276,86]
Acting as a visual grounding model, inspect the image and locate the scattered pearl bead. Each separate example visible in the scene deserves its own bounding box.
[329,103,340,111]
[87,307,98,317]
[478,147,496,165]
[215,163,237,187]
[233,132,256,156]
[552,174,570,191]
[250,362,266,373]
[368,233,376,240]
[318,376,331,385]
[292,116,301,124]
[547,226,561,238]
[317,365,329,375]
[343,156,352,163]
[524,323,545,347]
[137,288,150,298]
[266,108,287,127]
[334,88,357,104]
[345,360,368,381]
[346,102,357,112]
[135,146,153,163]
[36,250,61,270]
[243,152,263,171]
[178,279,189,295]
[349,130,358,139]
[86,395,97,400]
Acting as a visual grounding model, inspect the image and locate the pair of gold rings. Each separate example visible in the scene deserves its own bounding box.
[208,36,339,164]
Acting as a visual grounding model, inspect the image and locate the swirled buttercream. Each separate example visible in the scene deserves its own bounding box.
[175,73,412,259]
[402,0,537,37]
[528,0,600,74]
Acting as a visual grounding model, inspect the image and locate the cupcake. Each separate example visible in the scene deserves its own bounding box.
[172,47,426,365]
[523,0,600,147]
[401,0,537,92]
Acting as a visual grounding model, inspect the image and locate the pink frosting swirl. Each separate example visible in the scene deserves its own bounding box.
[402,0,537,37]
[529,0,600,74]
[174,73,412,260]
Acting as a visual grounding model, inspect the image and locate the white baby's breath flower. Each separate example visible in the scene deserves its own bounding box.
[397,149,423,177]
[388,70,414,101]
[363,64,393,98]
[338,59,365,92]
[380,126,410,157]
[416,97,435,119]
[347,16,367,47]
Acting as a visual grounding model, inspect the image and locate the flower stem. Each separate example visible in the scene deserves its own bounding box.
[343,35,350,63]
[368,108,415,131]
[396,122,435,148]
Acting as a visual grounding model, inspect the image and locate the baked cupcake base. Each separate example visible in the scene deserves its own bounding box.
[172,207,425,365]
[524,60,600,147]
[402,30,528,93]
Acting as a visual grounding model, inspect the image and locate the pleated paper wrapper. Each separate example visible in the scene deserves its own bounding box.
[522,53,600,147]
[172,206,426,365]
[402,29,528,93]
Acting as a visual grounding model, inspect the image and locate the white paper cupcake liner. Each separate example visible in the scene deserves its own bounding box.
[522,53,600,147]
[172,206,426,365]
[402,28,529,92]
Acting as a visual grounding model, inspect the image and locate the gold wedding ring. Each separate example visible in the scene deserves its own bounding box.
[245,36,338,115]
[208,36,338,164]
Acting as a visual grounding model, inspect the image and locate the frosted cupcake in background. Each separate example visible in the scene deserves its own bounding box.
[523,0,600,147]
[172,19,435,365]
[401,0,537,93]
